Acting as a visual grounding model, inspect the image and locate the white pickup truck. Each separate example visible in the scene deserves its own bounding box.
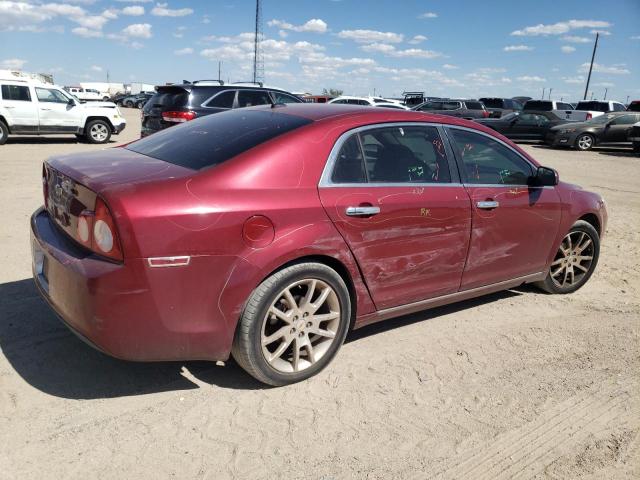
[557,100,627,122]
[0,78,126,145]
[64,86,108,102]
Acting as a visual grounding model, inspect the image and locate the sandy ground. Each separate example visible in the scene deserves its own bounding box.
[0,108,638,479]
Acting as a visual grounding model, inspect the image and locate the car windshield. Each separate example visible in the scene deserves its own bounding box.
[501,112,520,121]
[126,109,313,170]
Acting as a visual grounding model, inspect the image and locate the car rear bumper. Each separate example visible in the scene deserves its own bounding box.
[30,207,233,362]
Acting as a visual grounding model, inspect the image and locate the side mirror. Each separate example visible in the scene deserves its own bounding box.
[68,98,75,106]
[530,166,559,186]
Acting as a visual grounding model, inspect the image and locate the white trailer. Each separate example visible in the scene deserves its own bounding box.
[80,82,126,99]
[128,82,156,95]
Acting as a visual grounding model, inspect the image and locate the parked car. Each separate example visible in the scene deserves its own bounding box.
[523,100,574,112]
[512,96,532,105]
[627,121,640,153]
[31,104,606,385]
[64,86,104,102]
[141,81,303,137]
[375,102,410,110]
[626,100,640,112]
[558,100,627,122]
[120,92,153,108]
[1,77,126,145]
[475,111,568,141]
[303,95,335,103]
[109,92,129,104]
[402,91,426,107]
[479,97,523,118]
[328,96,375,106]
[545,112,640,150]
[134,92,154,109]
[412,99,489,119]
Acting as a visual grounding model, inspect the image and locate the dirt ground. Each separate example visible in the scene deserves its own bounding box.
[0,108,638,479]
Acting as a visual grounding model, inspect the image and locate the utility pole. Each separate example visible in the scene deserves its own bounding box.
[218,61,222,82]
[106,70,110,83]
[542,87,545,99]
[583,32,599,100]
[603,88,608,100]
[252,0,264,84]
[590,91,594,100]
[548,88,553,100]
[627,95,630,104]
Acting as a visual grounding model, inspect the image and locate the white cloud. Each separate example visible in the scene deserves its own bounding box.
[517,75,546,82]
[174,47,193,55]
[511,19,611,36]
[122,23,152,38]
[90,65,102,71]
[360,42,443,59]
[442,64,459,70]
[122,5,144,15]
[337,29,404,43]
[562,35,590,43]
[115,0,151,2]
[630,35,640,40]
[579,62,630,75]
[563,75,585,84]
[361,42,396,54]
[593,81,614,87]
[267,18,327,33]
[151,3,193,17]
[407,34,427,44]
[561,45,576,53]
[591,29,610,35]
[72,26,103,37]
[503,45,534,51]
[418,12,437,19]
[0,58,27,69]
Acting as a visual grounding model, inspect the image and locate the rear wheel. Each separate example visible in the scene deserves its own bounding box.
[232,263,351,386]
[575,133,595,151]
[535,220,600,294]
[123,100,133,108]
[85,120,111,144]
[0,120,8,145]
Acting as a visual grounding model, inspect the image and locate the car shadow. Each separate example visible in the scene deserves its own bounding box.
[5,137,118,145]
[598,150,638,158]
[0,278,538,398]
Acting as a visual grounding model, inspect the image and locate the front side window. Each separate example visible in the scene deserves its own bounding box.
[612,103,626,112]
[237,90,272,107]
[610,114,639,126]
[442,101,461,110]
[518,113,548,125]
[1,84,31,101]
[271,91,302,104]
[359,126,451,183]
[35,88,69,103]
[449,128,533,185]
[464,101,484,110]
[417,102,442,111]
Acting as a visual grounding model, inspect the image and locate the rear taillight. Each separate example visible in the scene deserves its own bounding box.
[482,110,490,118]
[73,197,123,261]
[162,111,197,123]
[42,164,49,208]
[586,113,592,120]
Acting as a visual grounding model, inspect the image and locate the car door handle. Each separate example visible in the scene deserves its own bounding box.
[476,200,499,209]
[4,106,14,109]
[346,206,380,217]
[40,108,52,111]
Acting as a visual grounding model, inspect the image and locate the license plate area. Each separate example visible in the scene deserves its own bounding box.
[32,241,50,293]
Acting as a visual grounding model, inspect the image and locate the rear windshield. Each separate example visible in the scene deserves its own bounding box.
[628,102,640,112]
[523,101,552,111]
[479,98,504,108]
[465,101,484,110]
[148,89,189,109]
[126,109,313,170]
[576,101,609,112]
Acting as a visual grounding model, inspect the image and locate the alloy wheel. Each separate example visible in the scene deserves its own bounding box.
[90,123,109,142]
[577,134,593,150]
[550,231,595,288]
[261,278,341,373]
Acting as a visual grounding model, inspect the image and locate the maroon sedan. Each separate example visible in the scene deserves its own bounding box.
[31,104,607,386]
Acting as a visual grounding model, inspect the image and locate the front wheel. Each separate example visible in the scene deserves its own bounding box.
[575,133,595,151]
[85,120,112,144]
[232,263,351,386]
[0,120,8,145]
[535,220,600,294]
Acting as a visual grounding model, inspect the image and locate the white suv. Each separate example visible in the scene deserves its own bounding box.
[0,78,126,145]
[65,86,106,102]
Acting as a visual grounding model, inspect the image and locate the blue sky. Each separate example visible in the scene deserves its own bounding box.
[1,0,639,101]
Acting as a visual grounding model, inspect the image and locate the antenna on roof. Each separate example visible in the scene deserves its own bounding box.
[252,0,264,84]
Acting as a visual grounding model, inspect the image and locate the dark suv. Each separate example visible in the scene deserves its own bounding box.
[412,99,489,119]
[479,97,523,118]
[141,81,303,137]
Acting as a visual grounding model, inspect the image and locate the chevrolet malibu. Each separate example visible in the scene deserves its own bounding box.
[31,104,607,386]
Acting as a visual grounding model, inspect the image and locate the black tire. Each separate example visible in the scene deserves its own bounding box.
[232,262,351,386]
[575,133,595,151]
[136,101,145,109]
[535,220,600,294]
[123,100,133,108]
[85,119,112,144]
[0,120,8,145]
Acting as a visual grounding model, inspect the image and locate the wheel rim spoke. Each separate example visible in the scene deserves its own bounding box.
[262,326,289,346]
[550,230,595,288]
[307,327,335,339]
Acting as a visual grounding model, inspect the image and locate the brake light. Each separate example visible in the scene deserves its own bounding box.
[92,197,123,261]
[482,110,490,118]
[586,113,592,120]
[162,111,197,123]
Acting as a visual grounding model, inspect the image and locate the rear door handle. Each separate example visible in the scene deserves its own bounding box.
[40,108,52,111]
[346,206,380,217]
[476,201,499,209]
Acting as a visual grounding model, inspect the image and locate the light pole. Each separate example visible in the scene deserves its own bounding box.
[583,33,599,100]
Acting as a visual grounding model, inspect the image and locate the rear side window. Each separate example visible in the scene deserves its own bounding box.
[465,101,484,110]
[480,98,505,109]
[612,103,625,112]
[1,84,31,101]
[126,110,313,170]
[557,102,573,110]
[523,101,552,111]
[331,135,367,183]
[442,101,461,110]
[204,90,235,109]
[627,102,640,112]
[237,90,272,107]
[576,101,608,112]
[271,91,302,104]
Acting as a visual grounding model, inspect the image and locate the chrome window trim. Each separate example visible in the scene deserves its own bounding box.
[318,121,459,188]
[444,124,540,183]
